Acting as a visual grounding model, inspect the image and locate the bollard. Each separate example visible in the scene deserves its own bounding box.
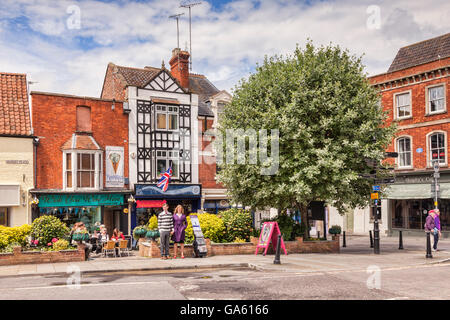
[369,230,374,248]
[317,231,320,239]
[426,232,433,259]
[342,231,346,247]
[398,230,404,250]
[274,234,282,264]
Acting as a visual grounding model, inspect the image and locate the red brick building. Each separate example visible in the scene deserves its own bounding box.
[369,33,450,235]
[30,92,132,235]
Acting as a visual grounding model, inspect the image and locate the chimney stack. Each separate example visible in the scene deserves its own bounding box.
[169,48,190,89]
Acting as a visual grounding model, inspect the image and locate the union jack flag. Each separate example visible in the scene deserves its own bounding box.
[157,167,173,192]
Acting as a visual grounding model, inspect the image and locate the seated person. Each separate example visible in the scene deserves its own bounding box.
[96,228,110,254]
[111,228,125,241]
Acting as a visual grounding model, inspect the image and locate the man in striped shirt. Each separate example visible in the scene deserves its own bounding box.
[158,203,174,259]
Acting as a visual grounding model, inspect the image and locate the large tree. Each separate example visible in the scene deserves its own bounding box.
[216,41,396,237]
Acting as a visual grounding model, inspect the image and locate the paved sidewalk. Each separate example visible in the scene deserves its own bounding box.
[1,235,449,278]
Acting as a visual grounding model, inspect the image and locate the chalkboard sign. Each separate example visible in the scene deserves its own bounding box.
[255,222,287,256]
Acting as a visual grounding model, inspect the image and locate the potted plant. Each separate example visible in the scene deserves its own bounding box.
[73,229,89,242]
[328,225,342,235]
[133,226,148,240]
[145,229,160,240]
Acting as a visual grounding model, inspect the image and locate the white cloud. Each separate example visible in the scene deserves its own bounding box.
[0,0,449,97]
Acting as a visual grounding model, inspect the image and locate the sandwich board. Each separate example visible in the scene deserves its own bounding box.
[190,214,207,257]
[255,221,287,256]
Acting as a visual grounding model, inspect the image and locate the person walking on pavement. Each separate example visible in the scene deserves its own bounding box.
[433,209,442,251]
[158,203,174,260]
[425,209,437,251]
[172,205,187,259]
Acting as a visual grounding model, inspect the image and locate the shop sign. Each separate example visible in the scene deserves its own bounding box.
[135,184,201,198]
[105,146,124,188]
[38,193,124,207]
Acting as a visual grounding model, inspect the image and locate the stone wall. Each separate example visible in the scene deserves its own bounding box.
[138,236,340,258]
[0,245,86,266]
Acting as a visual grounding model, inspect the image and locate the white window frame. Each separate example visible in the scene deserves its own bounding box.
[63,150,103,191]
[155,150,180,180]
[426,83,446,115]
[395,136,413,169]
[155,105,179,131]
[426,131,448,168]
[393,90,412,120]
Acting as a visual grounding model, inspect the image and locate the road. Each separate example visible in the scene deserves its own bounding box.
[1,262,450,300]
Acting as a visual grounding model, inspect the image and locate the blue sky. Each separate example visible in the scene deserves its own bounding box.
[0,0,449,97]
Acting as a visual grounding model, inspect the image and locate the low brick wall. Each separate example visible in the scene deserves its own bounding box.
[0,245,86,266]
[138,235,339,258]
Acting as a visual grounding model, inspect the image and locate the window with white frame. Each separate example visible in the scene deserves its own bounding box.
[155,105,179,131]
[429,132,446,165]
[428,85,445,113]
[395,92,411,119]
[397,137,412,168]
[155,150,179,179]
[64,151,102,189]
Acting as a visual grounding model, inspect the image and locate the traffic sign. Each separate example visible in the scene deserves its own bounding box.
[371,193,379,200]
[434,161,440,172]
[434,172,440,178]
[372,186,381,191]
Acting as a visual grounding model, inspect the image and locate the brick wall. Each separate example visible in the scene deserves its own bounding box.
[138,236,340,258]
[369,58,450,170]
[0,245,85,266]
[31,93,129,189]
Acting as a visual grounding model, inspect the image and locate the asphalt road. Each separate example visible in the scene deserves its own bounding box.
[1,262,450,300]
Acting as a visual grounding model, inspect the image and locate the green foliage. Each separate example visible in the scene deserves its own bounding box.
[328,225,342,234]
[220,208,253,242]
[233,237,247,243]
[52,239,69,251]
[30,216,70,247]
[185,213,226,244]
[0,224,32,249]
[217,40,397,219]
[147,215,158,230]
[261,212,303,241]
[133,226,148,240]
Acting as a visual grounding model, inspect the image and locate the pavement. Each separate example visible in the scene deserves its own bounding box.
[1,235,449,278]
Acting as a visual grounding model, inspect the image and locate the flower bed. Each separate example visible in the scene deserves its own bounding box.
[0,245,86,266]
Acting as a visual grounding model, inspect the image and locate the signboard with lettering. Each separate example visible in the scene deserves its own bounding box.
[38,193,124,207]
[135,184,201,198]
[190,214,207,257]
[255,222,287,256]
[105,146,124,188]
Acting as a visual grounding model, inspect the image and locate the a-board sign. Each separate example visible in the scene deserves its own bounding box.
[190,215,204,238]
[255,221,287,256]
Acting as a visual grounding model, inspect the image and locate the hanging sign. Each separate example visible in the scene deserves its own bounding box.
[255,222,287,256]
[106,146,124,188]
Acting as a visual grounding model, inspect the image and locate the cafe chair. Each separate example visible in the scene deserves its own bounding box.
[118,240,130,257]
[103,240,116,258]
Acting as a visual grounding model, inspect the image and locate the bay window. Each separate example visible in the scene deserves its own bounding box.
[63,151,102,190]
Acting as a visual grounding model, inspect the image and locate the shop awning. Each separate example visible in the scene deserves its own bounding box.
[384,183,450,200]
[136,200,167,208]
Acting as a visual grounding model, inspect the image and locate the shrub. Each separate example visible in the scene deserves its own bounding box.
[52,239,69,251]
[185,213,226,244]
[0,224,32,249]
[220,208,253,242]
[329,225,342,235]
[30,215,70,247]
[147,215,158,230]
[233,237,247,243]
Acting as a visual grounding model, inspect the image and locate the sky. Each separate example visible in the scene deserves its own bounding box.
[0,0,449,97]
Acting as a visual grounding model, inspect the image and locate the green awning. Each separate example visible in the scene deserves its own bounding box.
[384,183,450,200]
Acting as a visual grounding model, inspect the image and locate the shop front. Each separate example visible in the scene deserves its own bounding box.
[132,184,201,230]
[32,192,130,235]
[385,171,450,236]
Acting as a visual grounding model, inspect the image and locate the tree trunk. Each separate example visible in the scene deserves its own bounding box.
[298,203,310,240]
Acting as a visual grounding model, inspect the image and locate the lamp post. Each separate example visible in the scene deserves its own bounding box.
[127,195,136,236]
